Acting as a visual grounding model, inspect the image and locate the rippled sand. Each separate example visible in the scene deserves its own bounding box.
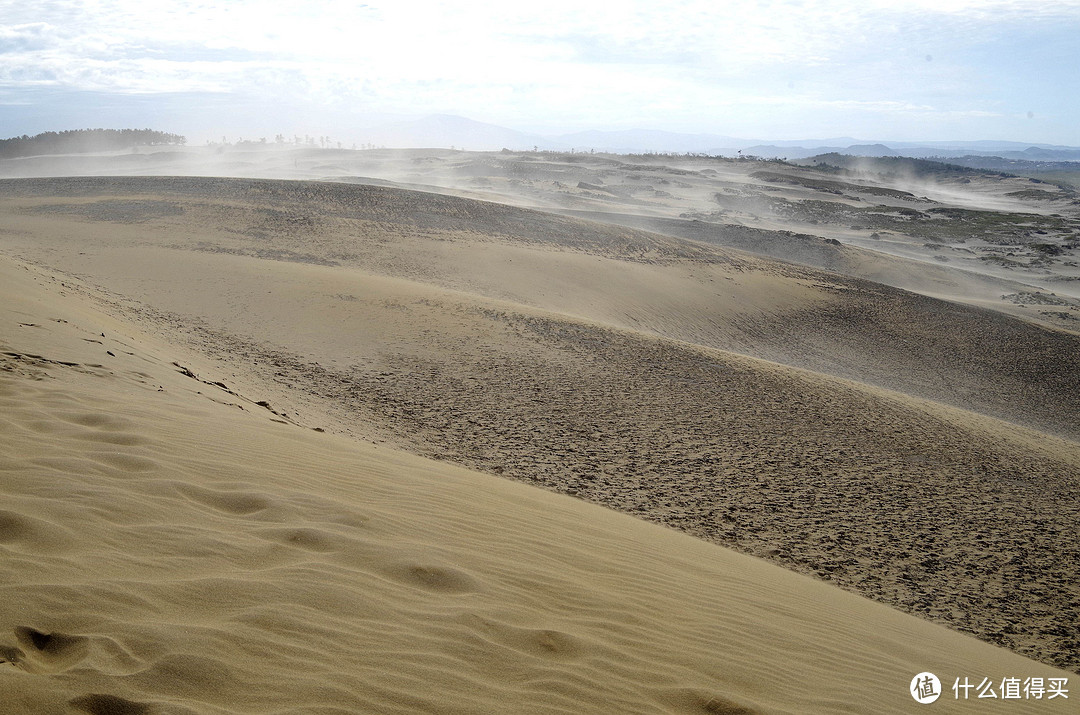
[1,176,1078,712]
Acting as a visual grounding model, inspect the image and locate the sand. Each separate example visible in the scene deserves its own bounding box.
[1,243,1075,714]
[4,145,1078,329]
[1,170,1079,712]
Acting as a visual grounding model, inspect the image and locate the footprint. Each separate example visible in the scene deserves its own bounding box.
[60,413,135,431]
[13,626,89,673]
[89,452,159,474]
[462,615,584,659]
[0,510,34,543]
[0,644,24,665]
[660,688,761,715]
[175,484,274,515]
[255,527,339,552]
[389,563,479,594]
[0,510,74,552]
[523,629,579,658]
[69,693,151,715]
[698,696,759,715]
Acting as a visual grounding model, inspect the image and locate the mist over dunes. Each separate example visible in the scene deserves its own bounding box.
[1,149,1078,712]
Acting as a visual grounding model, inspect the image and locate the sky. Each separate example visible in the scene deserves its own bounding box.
[1,0,1079,146]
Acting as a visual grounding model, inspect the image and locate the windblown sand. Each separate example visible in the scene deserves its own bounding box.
[1,175,1078,712]
[4,145,1078,331]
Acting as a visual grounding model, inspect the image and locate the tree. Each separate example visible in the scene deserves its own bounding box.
[0,128,186,159]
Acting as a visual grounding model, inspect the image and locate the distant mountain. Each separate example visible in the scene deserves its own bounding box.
[207,112,1080,161]
[739,145,871,159]
[753,142,1080,162]
[739,145,805,159]
[887,139,1076,151]
[1013,146,1080,160]
[741,137,865,148]
[844,143,896,157]
[552,128,742,154]
[799,152,1080,178]
[359,114,556,151]
[836,146,1080,161]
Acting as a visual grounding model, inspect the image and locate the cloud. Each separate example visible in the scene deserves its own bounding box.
[4,1,1076,92]
[0,22,60,54]
[1,0,1077,141]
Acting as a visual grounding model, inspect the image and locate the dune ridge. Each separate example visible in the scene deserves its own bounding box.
[3,145,1078,331]
[2,176,1078,437]
[1,252,1076,713]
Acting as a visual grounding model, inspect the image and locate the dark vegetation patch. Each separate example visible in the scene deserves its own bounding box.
[750,170,925,200]
[0,128,184,159]
[1002,291,1079,307]
[1007,189,1070,201]
[803,153,988,178]
[707,190,1080,245]
[804,153,1080,196]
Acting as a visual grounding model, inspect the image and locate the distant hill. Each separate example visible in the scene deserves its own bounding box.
[552,128,742,155]
[359,115,553,151]
[7,116,1079,167]
[800,153,990,178]
[802,152,1080,185]
[352,115,1080,161]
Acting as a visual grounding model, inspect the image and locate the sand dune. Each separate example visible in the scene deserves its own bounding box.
[2,174,1079,683]
[1,246,1075,713]
[1,176,1077,438]
[4,145,1077,330]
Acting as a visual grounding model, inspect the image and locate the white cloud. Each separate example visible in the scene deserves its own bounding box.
[0,0,1077,140]
[3,1,1076,92]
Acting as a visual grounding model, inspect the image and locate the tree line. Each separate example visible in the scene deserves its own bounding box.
[0,128,186,159]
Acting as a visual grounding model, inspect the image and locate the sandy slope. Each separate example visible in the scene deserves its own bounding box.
[1,176,1077,439]
[1,176,1079,681]
[1,250,1076,714]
